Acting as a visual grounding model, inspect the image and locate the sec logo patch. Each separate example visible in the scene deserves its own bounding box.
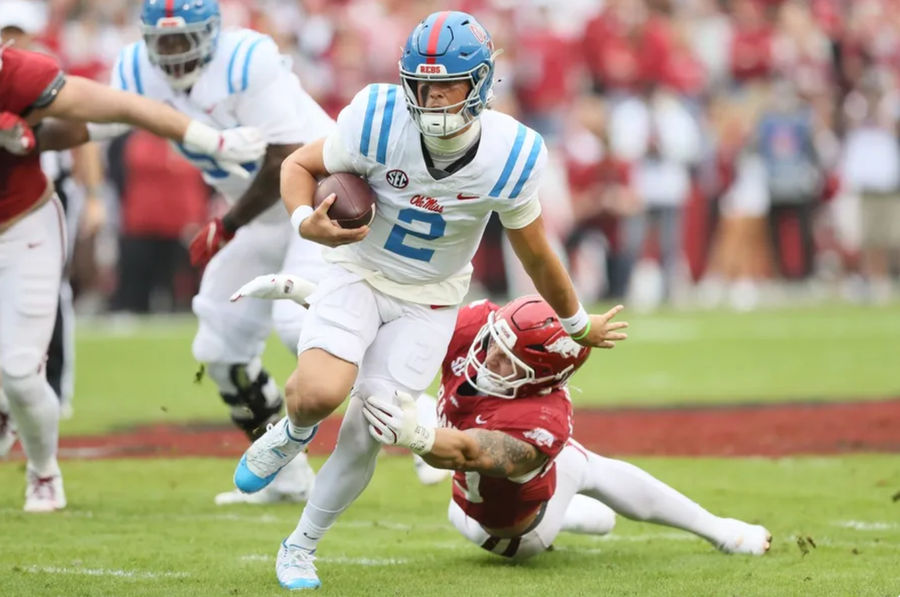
[386,169,409,189]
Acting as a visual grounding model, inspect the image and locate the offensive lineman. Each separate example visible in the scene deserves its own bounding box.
[232,11,628,590]
[0,43,263,512]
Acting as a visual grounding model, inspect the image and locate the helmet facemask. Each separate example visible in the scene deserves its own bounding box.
[143,15,219,90]
[400,61,493,138]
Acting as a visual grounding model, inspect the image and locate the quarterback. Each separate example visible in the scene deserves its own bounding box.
[233,11,628,590]
[366,297,773,560]
[88,0,341,504]
[0,42,262,512]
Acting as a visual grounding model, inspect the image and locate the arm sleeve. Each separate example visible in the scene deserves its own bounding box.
[496,139,547,229]
[321,85,378,175]
[233,36,333,145]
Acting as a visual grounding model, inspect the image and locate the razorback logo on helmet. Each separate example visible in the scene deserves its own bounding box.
[545,336,584,359]
[416,64,447,75]
[523,428,555,448]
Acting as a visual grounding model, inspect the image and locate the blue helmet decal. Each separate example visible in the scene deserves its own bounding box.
[140,0,221,90]
[399,11,497,137]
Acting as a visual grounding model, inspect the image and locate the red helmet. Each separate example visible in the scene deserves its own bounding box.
[465,295,591,398]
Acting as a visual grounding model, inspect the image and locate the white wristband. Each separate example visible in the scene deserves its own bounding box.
[408,425,436,456]
[559,303,589,335]
[182,120,221,155]
[290,205,314,235]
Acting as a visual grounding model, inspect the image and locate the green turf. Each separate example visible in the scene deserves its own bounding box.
[62,304,900,436]
[1,455,898,596]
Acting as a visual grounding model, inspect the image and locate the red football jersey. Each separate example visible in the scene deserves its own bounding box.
[0,47,65,224]
[437,300,573,530]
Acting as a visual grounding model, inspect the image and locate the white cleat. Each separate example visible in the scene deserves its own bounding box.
[0,408,17,458]
[714,518,772,555]
[234,417,317,494]
[413,454,451,485]
[24,468,66,513]
[276,540,321,590]
[217,453,316,505]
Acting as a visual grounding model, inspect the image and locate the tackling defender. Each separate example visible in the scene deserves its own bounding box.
[0,43,263,512]
[365,297,772,560]
[232,11,628,590]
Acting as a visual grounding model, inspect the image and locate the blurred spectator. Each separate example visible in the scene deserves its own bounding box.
[108,132,209,313]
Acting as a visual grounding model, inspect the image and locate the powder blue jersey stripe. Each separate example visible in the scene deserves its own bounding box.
[489,124,527,197]
[509,133,543,198]
[241,37,265,91]
[360,85,380,157]
[376,86,397,164]
[116,49,128,91]
[227,36,250,94]
[132,45,144,95]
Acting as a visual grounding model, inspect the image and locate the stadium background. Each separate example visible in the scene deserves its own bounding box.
[2,1,899,596]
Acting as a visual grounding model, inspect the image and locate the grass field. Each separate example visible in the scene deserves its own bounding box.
[2,304,899,596]
[63,304,900,435]
[2,456,899,597]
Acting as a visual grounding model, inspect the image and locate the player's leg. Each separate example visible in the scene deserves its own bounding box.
[570,439,771,554]
[276,301,457,589]
[0,388,18,458]
[0,199,66,512]
[45,277,76,419]
[412,393,452,485]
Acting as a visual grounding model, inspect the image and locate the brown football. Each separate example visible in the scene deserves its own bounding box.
[313,172,376,229]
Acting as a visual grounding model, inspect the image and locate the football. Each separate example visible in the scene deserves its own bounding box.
[313,172,376,229]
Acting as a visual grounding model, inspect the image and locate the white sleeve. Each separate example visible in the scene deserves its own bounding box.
[496,133,547,229]
[233,36,334,146]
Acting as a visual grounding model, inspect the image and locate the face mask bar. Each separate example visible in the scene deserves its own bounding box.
[464,312,537,399]
[143,16,219,90]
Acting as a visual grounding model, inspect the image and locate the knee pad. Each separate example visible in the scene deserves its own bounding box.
[206,360,283,440]
[1,368,50,406]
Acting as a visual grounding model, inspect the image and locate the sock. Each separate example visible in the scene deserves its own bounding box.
[582,452,723,543]
[561,494,616,535]
[286,419,316,442]
[286,505,338,552]
[3,374,60,477]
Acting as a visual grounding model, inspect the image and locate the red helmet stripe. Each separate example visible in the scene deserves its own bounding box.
[425,11,451,64]
[165,0,175,17]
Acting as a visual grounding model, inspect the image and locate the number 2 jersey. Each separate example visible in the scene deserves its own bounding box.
[436,300,572,530]
[111,28,334,212]
[322,84,548,306]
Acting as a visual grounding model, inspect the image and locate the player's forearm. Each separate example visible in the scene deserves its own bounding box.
[280,148,321,214]
[224,144,297,230]
[509,219,580,318]
[419,428,485,472]
[35,118,89,151]
[38,76,191,141]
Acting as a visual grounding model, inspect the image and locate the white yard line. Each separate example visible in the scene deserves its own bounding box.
[834,520,898,531]
[239,554,407,566]
[20,565,188,579]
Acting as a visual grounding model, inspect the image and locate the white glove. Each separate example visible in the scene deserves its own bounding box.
[362,391,435,455]
[229,273,317,305]
[182,121,267,178]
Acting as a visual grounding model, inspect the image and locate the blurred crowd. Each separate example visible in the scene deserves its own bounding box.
[4,0,900,312]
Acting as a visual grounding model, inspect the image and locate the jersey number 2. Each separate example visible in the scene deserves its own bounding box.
[384,208,445,262]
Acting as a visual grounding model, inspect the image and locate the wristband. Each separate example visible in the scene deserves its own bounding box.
[571,320,592,341]
[182,120,220,154]
[290,205,314,235]
[408,425,436,455]
[559,303,589,335]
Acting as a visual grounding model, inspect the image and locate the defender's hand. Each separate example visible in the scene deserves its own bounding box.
[362,392,435,455]
[575,304,629,349]
[230,273,317,306]
[182,122,266,178]
[0,111,36,155]
[299,193,369,247]
[189,217,234,268]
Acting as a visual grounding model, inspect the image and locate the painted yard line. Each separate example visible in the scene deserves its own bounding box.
[239,554,408,566]
[834,520,898,531]
[18,565,188,579]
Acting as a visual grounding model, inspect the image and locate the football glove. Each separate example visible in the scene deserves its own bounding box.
[362,391,435,455]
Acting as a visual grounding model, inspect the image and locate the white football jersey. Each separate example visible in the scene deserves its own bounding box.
[111,28,335,203]
[323,84,546,305]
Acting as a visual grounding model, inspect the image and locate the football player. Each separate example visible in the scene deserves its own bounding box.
[76,0,343,505]
[232,11,629,590]
[365,297,773,560]
[0,42,263,512]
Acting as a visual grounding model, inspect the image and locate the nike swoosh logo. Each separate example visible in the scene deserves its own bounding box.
[270,448,287,458]
[457,193,479,200]
[475,415,487,425]
[26,241,42,249]
[302,532,321,541]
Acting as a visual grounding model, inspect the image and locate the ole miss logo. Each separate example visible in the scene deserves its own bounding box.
[386,169,409,189]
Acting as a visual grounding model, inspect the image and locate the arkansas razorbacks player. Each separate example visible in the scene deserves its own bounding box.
[0,44,265,513]
[364,296,772,559]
